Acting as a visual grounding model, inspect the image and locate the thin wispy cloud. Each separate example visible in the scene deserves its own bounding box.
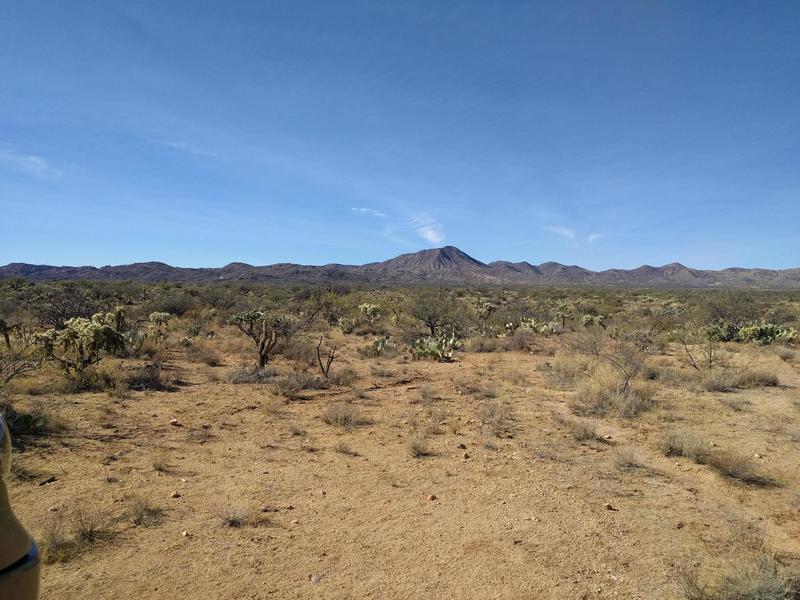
[587,233,607,244]
[351,207,386,218]
[162,141,225,160]
[0,147,61,179]
[543,225,575,240]
[411,213,445,245]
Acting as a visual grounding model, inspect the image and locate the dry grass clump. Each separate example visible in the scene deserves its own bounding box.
[2,399,67,441]
[408,438,432,458]
[564,418,605,443]
[734,369,779,389]
[705,452,778,487]
[501,368,526,386]
[228,366,277,384]
[464,336,503,353]
[659,430,712,464]
[477,401,515,437]
[322,402,370,429]
[271,371,326,397]
[570,378,655,418]
[218,506,271,528]
[502,329,538,352]
[720,397,750,412]
[185,343,222,367]
[773,346,795,362]
[128,496,165,527]
[702,369,779,392]
[280,339,317,366]
[334,441,359,456]
[614,446,647,471]
[327,366,358,387]
[40,510,111,564]
[126,363,174,391]
[415,386,435,405]
[683,554,800,600]
[548,353,593,388]
[40,517,77,564]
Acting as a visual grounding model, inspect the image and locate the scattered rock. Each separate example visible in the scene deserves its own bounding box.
[38,476,58,486]
[170,419,181,427]
[513,539,522,545]
[604,503,618,511]
[47,506,59,512]
[170,491,181,498]
[463,453,470,459]
[457,443,467,450]
[181,530,191,537]
[290,519,299,525]
[427,494,438,501]
[261,505,279,513]
[310,574,322,584]
[676,521,685,529]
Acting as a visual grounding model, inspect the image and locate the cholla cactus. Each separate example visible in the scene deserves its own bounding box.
[338,317,355,335]
[228,310,300,368]
[357,303,383,325]
[36,312,126,376]
[149,312,172,327]
[410,333,462,362]
[475,299,496,321]
[580,314,607,329]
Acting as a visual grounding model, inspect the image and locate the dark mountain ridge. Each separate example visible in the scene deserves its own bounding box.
[3,246,800,288]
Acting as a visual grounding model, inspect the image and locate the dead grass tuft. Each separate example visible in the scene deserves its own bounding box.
[322,403,370,429]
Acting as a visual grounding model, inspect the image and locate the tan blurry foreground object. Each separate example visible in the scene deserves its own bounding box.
[0,415,40,599]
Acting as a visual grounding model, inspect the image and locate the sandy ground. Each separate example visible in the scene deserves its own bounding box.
[7,334,800,599]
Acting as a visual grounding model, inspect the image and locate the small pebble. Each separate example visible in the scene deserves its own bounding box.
[170,491,181,498]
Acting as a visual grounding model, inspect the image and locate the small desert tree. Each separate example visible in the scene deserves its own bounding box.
[567,326,654,394]
[410,289,460,337]
[228,310,299,369]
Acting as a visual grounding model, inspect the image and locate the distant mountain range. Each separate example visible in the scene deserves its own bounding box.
[3,246,800,288]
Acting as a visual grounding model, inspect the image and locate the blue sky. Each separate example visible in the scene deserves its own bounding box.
[1,1,799,270]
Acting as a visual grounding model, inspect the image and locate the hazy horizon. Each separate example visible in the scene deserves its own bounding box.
[3,2,799,270]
